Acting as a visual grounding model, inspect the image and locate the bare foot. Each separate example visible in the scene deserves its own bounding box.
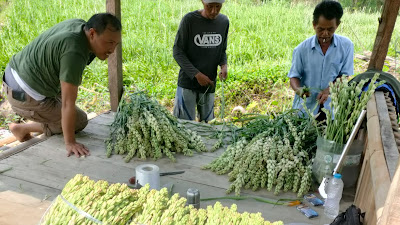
[9,123,33,142]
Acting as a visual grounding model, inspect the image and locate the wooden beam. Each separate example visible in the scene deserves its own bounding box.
[106,0,123,112]
[375,92,399,180]
[365,94,391,221]
[368,0,400,70]
[379,163,400,225]
[0,135,47,160]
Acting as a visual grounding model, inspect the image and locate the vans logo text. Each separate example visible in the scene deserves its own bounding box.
[194,34,222,47]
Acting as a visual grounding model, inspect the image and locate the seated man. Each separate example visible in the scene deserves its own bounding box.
[3,13,122,157]
[288,0,354,120]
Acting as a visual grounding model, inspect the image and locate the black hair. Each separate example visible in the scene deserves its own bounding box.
[85,13,122,34]
[313,1,343,25]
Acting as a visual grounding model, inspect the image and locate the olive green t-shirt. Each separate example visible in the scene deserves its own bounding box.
[9,19,91,97]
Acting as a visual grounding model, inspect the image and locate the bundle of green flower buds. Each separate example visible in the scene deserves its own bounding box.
[106,91,207,162]
[323,73,385,145]
[204,113,316,197]
[40,174,283,225]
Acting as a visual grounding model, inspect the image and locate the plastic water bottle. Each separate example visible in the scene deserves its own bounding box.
[324,173,344,219]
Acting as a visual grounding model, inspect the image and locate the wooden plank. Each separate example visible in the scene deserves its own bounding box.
[0,128,302,193]
[106,0,123,112]
[0,191,52,225]
[0,135,17,146]
[0,141,232,191]
[0,133,353,218]
[0,173,333,225]
[78,122,110,139]
[354,145,377,225]
[88,111,114,126]
[365,94,391,221]
[0,134,47,160]
[355,138,369,202]
[0,111,356,224]
[375,91,399,179]
[0,176,60,202]
[368,0,400,70]
[379,163,400,225]
[1,152,341,225]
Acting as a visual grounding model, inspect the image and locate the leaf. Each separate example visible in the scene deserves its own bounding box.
[246,101,258,111]
[383,64,390,72]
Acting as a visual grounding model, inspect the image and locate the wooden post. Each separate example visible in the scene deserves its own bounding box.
[106,0,123,112]
[368,0,400,70]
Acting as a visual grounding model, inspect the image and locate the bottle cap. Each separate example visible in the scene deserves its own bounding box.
[334,173,342,179]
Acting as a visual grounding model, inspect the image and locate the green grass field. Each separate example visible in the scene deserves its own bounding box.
[0,0,399,119]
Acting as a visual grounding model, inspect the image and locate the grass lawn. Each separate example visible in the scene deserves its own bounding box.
[0,0,398,122]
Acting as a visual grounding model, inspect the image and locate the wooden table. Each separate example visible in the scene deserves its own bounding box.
[0,112,353,224]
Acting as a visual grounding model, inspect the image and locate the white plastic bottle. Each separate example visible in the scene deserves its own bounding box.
[324,173,344,219]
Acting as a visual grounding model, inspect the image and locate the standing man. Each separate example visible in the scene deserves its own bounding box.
[288,0,354,118]
[3,13,122,157]
[173,0,229,122]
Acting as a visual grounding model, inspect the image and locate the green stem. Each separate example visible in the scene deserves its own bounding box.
[200,196,301,206]
[0,167,12,174]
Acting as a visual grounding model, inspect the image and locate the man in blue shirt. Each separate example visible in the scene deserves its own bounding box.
[288,0,354,119]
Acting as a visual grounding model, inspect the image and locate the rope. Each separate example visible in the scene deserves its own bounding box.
[59,195,103,224]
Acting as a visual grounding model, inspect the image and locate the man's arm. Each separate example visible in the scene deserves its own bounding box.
[173,17,213,86]
[61,81,90,157]
[288,47,310,98]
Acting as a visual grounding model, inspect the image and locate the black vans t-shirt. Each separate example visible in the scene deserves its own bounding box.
[173,11,229,93]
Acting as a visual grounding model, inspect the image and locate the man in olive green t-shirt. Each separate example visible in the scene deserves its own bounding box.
[2,13,122,158]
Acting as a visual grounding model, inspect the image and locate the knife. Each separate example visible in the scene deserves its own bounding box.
[160,171,185,176]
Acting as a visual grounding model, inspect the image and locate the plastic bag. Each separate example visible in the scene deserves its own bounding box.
[329,204,365,225]
[312,136,344,183]
[312,137,363,186]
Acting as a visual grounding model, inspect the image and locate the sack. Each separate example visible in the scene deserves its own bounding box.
[330,204,365,225]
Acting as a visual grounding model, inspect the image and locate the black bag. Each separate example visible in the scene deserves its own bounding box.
[330,204,365,225]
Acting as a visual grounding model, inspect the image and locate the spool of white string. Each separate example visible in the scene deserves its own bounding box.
[135,164,160,190]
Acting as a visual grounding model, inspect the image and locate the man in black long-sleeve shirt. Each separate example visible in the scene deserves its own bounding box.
[173,0,229,122]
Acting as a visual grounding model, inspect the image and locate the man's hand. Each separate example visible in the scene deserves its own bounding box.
[219,64,228,81]
[295,87,311,98]
[290,78,310,98]
[317,87,330,104]
[66,141,90,157]
[195,72,214,86]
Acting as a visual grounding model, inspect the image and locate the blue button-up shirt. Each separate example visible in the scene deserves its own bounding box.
[288,34,354,115]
